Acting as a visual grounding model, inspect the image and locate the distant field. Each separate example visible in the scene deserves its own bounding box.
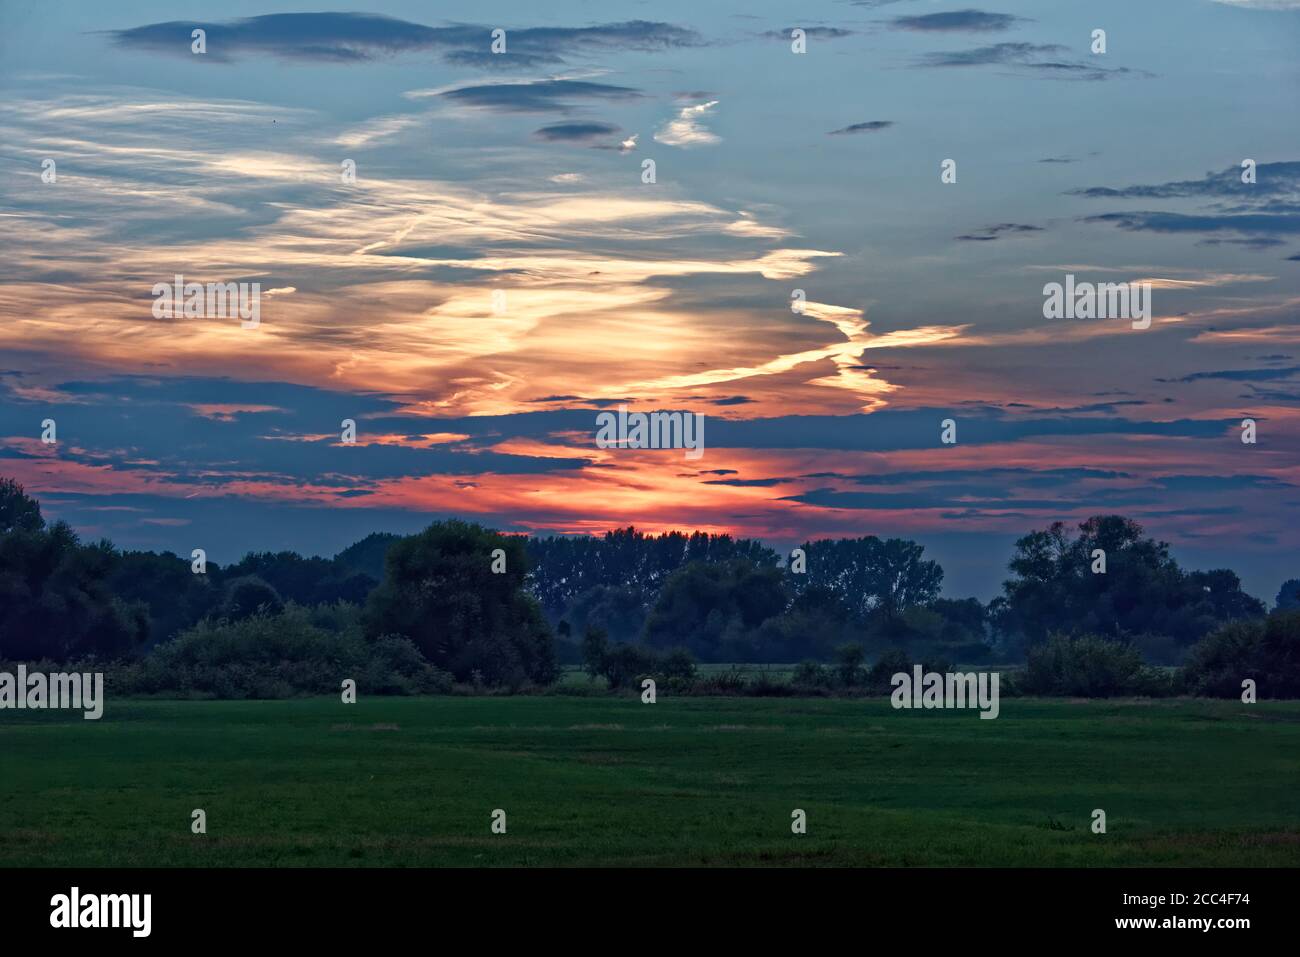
[2,695,1298,866]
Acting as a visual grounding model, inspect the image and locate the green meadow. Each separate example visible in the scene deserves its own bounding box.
[2,695,1298,867]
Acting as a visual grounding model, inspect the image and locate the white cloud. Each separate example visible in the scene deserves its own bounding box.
[654,101,720,148]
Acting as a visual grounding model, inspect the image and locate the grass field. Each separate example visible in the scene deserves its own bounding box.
[2,694,1298,867]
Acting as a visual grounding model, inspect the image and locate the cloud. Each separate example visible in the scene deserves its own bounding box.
[1073,163,1300,241]
[1070,162,1300,200]
[334,112,428,149]
[1212,0,1300,8]
[763,27,856,39]
[107,14,705,65]
[433,79,643,113]
[827,120,895,135]
[890,10,1027,32]
[1082,211,1300,237]
[1197,237,1286,249]
[955,223,1043,241]
[533,122,622,144]
[654,100,720,148]
[1164,366,1300,383]
[917,42,1146,80]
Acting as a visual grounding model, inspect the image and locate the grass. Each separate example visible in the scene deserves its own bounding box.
[1,695,1298,866]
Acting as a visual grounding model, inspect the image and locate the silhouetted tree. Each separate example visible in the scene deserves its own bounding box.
[0,478,43,535]
[991,516,1265,649]
[364,520,555,686]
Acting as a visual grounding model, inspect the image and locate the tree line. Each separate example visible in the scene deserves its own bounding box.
[2,476,1296,696]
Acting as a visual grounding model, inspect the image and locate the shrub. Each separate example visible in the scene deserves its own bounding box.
[1020,633,1156,697]
[220,575,284,621]
[656,648,697,683]
[580,626,697,691]
[834,643,866,687]
[110,605,451,698]
[792,660,832,689]
[867,649,911,692]
[1182,611,1300,698]
[693,667,748,695]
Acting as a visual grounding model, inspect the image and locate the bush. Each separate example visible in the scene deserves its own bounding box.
[220,575,284,621]
[580,626,697,690]
[693,667,748,695]
[656,648,697,683]
[792,660,832,689]
[111,605,452,698]
[1182,611,1300,698]
[867,649,911,692]
[834,643,867,687]
[1020,633,1162,697]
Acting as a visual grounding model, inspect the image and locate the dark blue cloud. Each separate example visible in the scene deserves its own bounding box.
[107,14,704,65]
[1071,162,1300,200]
[438,79,643,113]
[1082,210,1300,236]
[533,121,622,143]
[955,222,1043,241]
[827,120,895,135]
[1197,237,1286,249]
[1160,366,1300,384]
[890,10,1026,33]
[917,42,1146,80]
[763,27,855,39]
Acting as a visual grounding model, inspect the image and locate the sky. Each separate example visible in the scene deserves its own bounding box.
[0,0,1298,601]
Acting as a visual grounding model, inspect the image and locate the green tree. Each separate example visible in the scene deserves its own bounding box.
[0,477,43,535]
[0,521,146,660]
[790,536,942,622]
[991,516,1265,651]
[642,559,788,661]
[363,520,556,686]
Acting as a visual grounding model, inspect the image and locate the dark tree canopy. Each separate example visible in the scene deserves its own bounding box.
[363,520,556,686]
[527,527,779,617]
[0,478,44,535]
[991,515,1266,649]
[642,559,789,661]
[789,536,943,621]
[0,521,147,660]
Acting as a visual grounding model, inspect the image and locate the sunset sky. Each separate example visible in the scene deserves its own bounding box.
[1,0,1298,600]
